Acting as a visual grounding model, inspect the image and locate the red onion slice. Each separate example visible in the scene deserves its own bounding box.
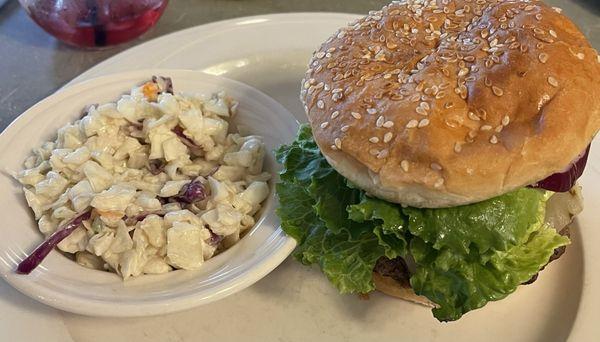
[16,210,92,274]
[529,145,590,192]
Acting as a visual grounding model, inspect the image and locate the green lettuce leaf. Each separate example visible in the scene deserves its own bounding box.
[405,189,569,321]
[275,181,315,242]
[298,221,385,293]
[410,225,569,321]
[402,188,548,255]
[348,195,407,259]
[275,125,570,321]
[276,125,406,293]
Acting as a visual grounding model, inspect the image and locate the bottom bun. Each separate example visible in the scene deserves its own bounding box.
[372,272,436,308]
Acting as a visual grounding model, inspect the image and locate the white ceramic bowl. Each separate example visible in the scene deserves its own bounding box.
[0,69,299,317]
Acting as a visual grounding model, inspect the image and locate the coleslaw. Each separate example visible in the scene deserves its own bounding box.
[15,76,271,279]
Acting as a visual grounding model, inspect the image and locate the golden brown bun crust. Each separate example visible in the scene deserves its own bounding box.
[372,272,436,307]
[301,0,600,207]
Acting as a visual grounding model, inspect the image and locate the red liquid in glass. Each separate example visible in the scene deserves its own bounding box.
[25,0,168,47]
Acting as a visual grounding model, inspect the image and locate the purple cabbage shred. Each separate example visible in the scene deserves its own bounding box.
[148,159,165,175]
[208,230,224,246]
[176,180,206,204]
[172,125,200,149]
[16,210,92,275]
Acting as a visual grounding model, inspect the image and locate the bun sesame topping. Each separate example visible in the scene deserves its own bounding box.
[301,0,600,207]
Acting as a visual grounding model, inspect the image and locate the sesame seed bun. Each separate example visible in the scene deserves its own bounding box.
[301,0,600,207]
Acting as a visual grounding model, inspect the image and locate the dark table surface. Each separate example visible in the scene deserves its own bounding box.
[0,0,598,131]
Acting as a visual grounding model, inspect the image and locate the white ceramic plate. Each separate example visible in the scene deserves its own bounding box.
[0,13,597,342]
[0,69,298,317]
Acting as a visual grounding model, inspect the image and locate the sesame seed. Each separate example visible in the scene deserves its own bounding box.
[538,53,549,64]
[490,135,498,144]
[445,102,454,109]
[383,121,394,128]
[406,119,419,128]
[334,138,342,149]
[416,107,428,116]
[383,132,393,143]
[331,144,338,150]
[480,125,492,131]
[351,112,362,119]
[520,44,529,53]
[492,86,504,96]
[367,108,378,115]
[316,51,325,58]
[369,137,380,143]
[377,149,389,159]
[431,163,442,171]
[548,76,559,87]
[495,125,504,133]
[376,116,385,127]
[331,111,340,119]
[420,101,431,110]
[458,67,469,77]
[502,115,510,126]
[401,160,409,172]
[552,6,562,13]
[320,122,329,129]
[468,112,480,121]
[369,148,379,156]
[479,108,488,120]
[549,30,557,38]
[576,53,585,60]
[418,118,430,128]
[434,178,444,188]
[454,142,462,153]
[341,125,350,132]
[317,100,325,109]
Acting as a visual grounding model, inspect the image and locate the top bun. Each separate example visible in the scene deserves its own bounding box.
[301,0,600,208]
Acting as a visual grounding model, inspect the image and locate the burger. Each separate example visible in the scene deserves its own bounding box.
[275,0,600,321]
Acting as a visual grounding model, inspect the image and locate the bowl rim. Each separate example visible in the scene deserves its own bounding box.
[0,68,298,317]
